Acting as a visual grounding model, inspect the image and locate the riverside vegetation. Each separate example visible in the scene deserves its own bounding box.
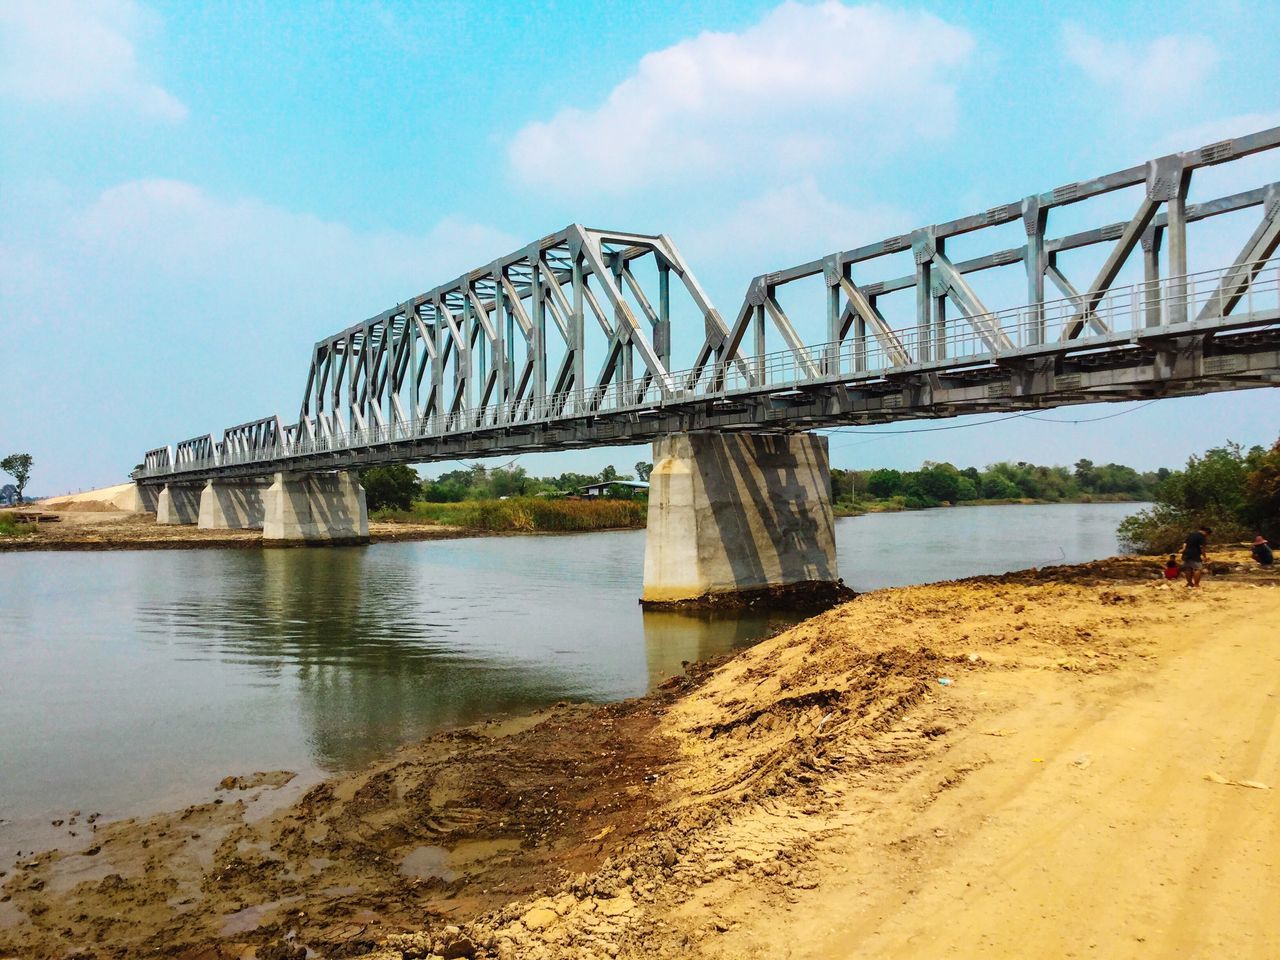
[361,455,1171,534]
[1118,436,1280,553]
[0,512,37,538]
[361,462,651,533]
[830,458,1165,515]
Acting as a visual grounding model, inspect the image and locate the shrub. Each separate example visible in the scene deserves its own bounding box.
[371,497,647,532]
[359,465,422,512]
[461,497,646,532]
[0,513,37,537]
[1117,439,1276,553]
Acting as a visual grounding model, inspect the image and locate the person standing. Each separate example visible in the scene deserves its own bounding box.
[1181,525,1211,588]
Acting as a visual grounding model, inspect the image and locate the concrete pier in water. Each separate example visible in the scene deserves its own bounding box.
[155,484,201,525]
[641,431,838,605]
[263,471,368,544]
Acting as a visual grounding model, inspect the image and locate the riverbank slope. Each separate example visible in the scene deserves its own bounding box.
[1,553,1276,959]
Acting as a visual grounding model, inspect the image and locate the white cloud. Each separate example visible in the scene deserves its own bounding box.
[72,179,516,295]
[508,2,974,193]
[0,177,516,489]
[1161,112,1280,153]
[684,178,911,275]
[1061,24,1218,113]
[0,0,187,120]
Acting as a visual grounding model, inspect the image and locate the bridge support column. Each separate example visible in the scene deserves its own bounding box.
[156,484,201,525]
[263,471,368,545]
[198,479,268,530]
[642,431,844,607]
[125,483,160,514]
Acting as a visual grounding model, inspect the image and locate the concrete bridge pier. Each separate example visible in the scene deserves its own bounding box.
[263,470,368,545]
[126,483,160,514]
[198,478,269,530]
[156,483,201,525]
[641,431,841,607]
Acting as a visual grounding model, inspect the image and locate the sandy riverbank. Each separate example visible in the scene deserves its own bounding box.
[1,553,1276,959]
[0,509,476,551]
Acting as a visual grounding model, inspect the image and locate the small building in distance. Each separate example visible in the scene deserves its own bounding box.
[578,480,649,499]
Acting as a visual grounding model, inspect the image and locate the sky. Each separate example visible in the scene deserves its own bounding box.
[2,0,1279,494]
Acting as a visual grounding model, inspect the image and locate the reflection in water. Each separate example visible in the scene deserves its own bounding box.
[135,544,654,771]
[0,503,1144,850]
[641,609,800,688]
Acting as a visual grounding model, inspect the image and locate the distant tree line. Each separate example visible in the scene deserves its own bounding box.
[358,461,652,512]
[1118,438,1280,553]
[359,455,1173,516]
[832,458,1166,510]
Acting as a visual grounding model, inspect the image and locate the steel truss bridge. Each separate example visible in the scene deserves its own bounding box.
[137,128,1280,484]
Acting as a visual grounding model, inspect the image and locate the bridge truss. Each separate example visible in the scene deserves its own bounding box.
[138,128,1280,483]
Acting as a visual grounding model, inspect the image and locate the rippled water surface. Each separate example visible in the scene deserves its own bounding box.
[0,502,1143,857]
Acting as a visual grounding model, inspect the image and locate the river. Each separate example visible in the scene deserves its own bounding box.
[0,501,1143,861]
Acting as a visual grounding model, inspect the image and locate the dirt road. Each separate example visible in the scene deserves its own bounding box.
[1,556,1275,959]
[688,576,1279,959]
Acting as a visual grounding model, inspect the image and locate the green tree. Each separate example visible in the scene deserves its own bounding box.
[634,461,653,481]
[865,468,904,498]
[600,465,619,483]
[550,471,598,492]
[830,468,857,503]
[980,473,1022,500]
[1118,440,1267,552]
[489,465,534,498]
[1243,439,1280,538]
[1074,458,1097,489]
[916,462,963,503]
[1,453,33,502]
[359,465,421,511]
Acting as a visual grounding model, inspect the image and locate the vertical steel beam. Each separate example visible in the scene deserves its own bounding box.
[657,259,671,371]
[855,293,869,372]
[529,250,547,406]
[932,238,947,358]
[572,256,585,411]
[1023,197,1047,345]
[753,302,766,385]
[913,231,934,363]
[408,310,419,431]
[1160,157,1192,324]
[1142,227,1164,327]
[824,255,842,374]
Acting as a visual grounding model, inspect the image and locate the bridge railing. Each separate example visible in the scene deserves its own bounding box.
[136,257,1280,479]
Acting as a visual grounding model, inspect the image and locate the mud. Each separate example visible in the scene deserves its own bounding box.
[2,550,1276,959]
[639,579,857,613]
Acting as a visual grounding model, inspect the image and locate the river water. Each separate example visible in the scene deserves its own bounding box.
[0,502,1143,858]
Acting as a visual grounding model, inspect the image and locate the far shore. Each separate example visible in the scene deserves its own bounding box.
[0,496,1149,553]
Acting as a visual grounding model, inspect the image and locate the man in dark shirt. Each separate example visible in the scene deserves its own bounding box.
[1253,536,1275,567]
[1181,525,1211,587]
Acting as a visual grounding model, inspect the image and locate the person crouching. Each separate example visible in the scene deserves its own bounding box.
[1253,535,1275,568]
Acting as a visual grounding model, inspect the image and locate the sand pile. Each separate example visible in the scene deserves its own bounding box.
[39,482,138,512]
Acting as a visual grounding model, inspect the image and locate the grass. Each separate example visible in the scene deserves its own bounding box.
[0,512,38,537]
[372,497,647,532]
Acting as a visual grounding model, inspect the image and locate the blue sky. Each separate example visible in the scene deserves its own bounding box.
[2,0,1279,494]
